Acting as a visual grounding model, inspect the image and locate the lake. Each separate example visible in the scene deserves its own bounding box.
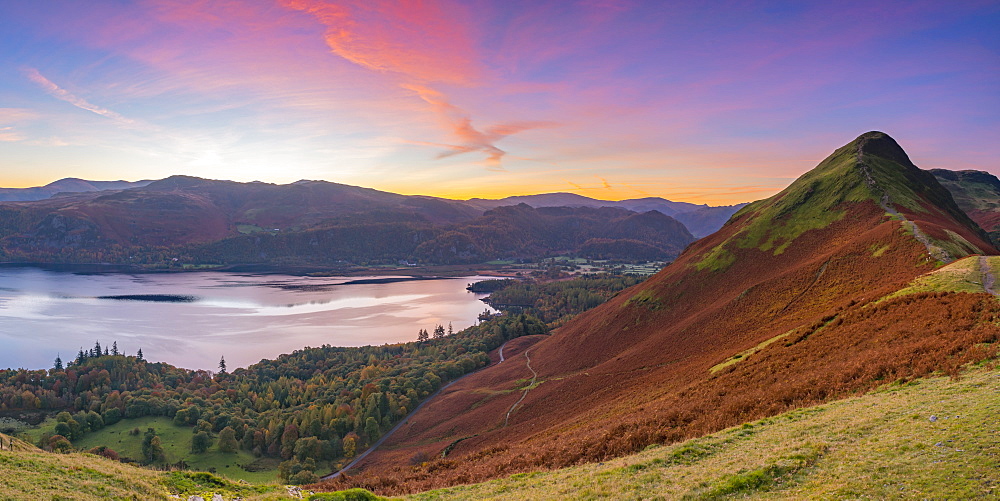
[0,267,496,371]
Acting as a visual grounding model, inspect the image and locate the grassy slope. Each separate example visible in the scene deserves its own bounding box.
[27,416,281,483]
[0,433,292,500]
[406,364,999,500]
[889,255,1000,298]
[696,132,989,272]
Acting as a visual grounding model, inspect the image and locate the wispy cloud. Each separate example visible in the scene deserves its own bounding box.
[0,108,39,142]
[403,84,556,170]
[23,68,140,127]
[0,127,23,142]
[278,0,555,170]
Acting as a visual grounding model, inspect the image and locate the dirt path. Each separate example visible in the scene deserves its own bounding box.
[322,339,513,480]
[980,256,997,295]
[855,138,952,264]
[504,348,537,427]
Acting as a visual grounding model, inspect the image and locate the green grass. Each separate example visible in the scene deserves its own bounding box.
[0,432,293,500]
[623,289,663,310]
[886,255,999,299]
[405,363,1000,500]
[709,328,797,374]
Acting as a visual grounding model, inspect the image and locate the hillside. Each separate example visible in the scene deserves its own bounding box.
[316,132,1000,495]
[0,178,692,266]
[413,204,694,264]
[5,361,998,499]
[406,364,999,500]
[0,432,293,500]
[931,168,1000,245]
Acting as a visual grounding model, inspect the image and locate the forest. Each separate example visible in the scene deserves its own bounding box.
[0,313,547,483]
[483,274,645,325]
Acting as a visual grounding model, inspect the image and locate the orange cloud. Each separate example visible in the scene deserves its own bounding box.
[278,0,480,85]
[277,0,557,170]
[403,84,556,170]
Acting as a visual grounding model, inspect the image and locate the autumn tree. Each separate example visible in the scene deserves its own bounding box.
[342,435,356,458]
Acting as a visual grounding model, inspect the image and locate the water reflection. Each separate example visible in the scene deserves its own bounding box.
[0,268,496,371]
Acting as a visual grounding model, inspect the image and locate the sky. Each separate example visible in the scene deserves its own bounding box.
[0,1,997,205]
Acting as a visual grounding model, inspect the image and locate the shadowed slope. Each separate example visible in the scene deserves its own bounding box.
[316,132,999,495]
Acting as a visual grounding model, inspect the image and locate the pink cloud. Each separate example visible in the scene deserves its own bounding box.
[23,68,140,127]
[402,84,556,170]
[278,0,482,85]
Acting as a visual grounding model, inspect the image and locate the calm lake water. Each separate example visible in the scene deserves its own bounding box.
[0,267,496,371]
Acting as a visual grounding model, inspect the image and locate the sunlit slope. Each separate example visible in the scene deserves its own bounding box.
[405,365,1000,500]
[319,132,999,495]
[0,432,294,500]
[0,433,170,500]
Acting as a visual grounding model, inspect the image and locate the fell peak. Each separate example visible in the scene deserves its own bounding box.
[853,131,913,167]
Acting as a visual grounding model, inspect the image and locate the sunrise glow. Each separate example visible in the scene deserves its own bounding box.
[1,1,997,205]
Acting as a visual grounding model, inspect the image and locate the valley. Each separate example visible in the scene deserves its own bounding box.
[1,132,999,500]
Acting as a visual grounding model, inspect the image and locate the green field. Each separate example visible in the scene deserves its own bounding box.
[28,416,283,483]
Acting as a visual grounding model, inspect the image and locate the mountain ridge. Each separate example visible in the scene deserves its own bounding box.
[319,131,1000,494]
[0,177,696,266]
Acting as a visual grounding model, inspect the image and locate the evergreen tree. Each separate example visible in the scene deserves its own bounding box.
[111,341,119,356]
[136,348,144,362]
[448,322,454,336]
[218,356,227,374]
[53,354,63,371]
[93,340,101,358]
[75,348,86,365]
[433,324,446,339]
[417,329,429,343]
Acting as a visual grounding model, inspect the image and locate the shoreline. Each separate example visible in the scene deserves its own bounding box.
[0,261,525,278]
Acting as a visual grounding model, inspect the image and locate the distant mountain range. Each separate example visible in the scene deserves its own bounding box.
[0,176,699,266]
[0,178,153,202]
[468,193,745,237]
[4,167,993,269]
